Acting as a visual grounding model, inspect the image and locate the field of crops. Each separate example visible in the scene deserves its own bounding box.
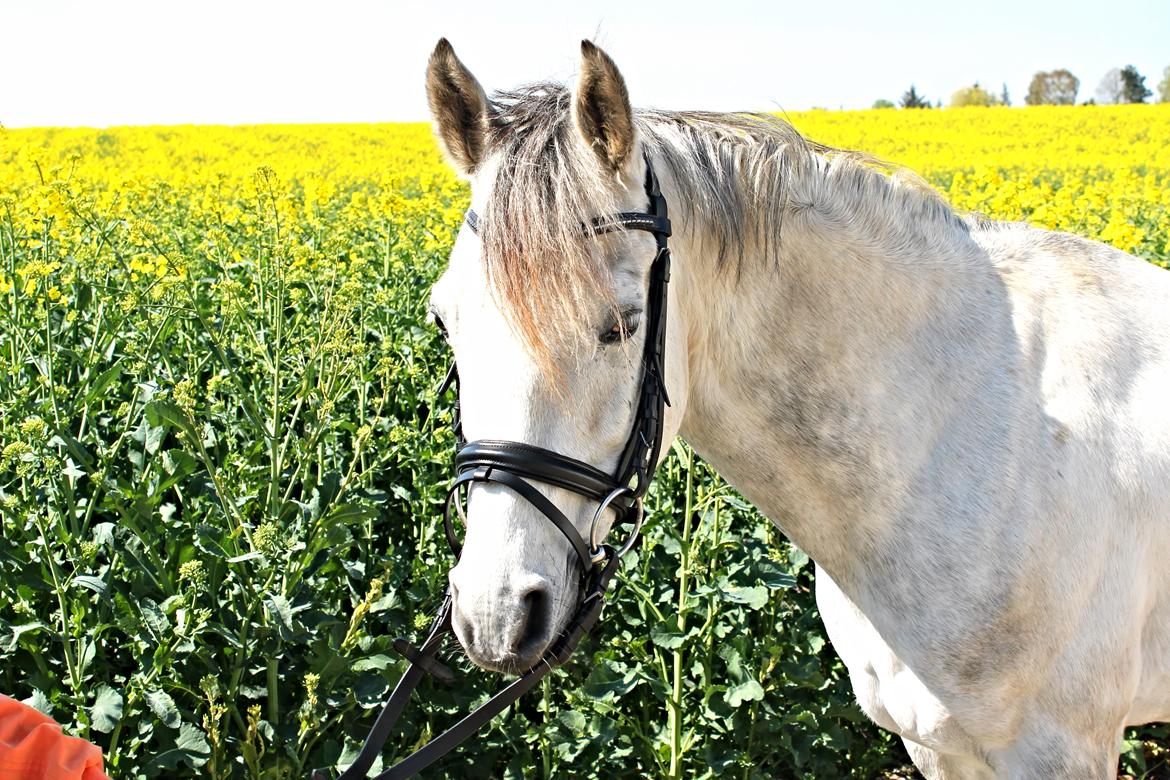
[1,104,1168,779]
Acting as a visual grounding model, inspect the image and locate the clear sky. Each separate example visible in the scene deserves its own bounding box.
[2,0,1167,128]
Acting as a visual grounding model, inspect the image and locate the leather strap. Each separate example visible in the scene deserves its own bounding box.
[457,440,616,501]
[591,212,671,237]
[443,466,594,571]
[313,553,620,780]
[463,209,671,240]
[316,595,454,780]
[613,246,670,494]
[358,672,546,780]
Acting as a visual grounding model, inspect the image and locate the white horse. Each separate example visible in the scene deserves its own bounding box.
[423,38,1170,778]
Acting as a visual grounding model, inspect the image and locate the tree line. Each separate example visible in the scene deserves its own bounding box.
[871,65,1170,109]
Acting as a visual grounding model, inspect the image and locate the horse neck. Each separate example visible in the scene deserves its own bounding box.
[671,156,1002,580]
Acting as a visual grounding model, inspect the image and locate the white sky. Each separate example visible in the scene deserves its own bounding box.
[1,0,1167,128]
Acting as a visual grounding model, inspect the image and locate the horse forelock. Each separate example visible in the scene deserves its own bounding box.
[478,84,628,381]
[474,83,963,379]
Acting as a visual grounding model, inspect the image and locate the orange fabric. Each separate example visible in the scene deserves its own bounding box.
[0,695,110,780]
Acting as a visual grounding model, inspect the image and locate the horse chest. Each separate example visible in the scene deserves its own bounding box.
[814,568,995,750]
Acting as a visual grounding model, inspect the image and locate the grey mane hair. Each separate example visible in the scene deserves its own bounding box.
[478,84,969,375]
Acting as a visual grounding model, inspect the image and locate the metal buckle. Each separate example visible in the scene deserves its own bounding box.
[588,487,643,564]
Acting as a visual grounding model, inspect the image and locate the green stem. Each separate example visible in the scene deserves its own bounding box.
[267,654,280,726]
[668,447,696,779]
[34,512,80,696]
[541,675,552,778]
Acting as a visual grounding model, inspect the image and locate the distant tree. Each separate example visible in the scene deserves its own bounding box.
[1096,68,1124,104]
[1000,83,1011,106]
[1119,65,1152,103]
[900,85,931,109]
[872,98,896,109]
[1159,66,1170,103]
[1025,70,1079,105]
[950,82,997,107]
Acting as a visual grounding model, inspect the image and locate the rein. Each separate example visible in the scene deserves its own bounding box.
[311,158,672,780]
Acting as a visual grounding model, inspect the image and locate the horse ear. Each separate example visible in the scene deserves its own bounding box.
[573,41,636,174]
[426,39,491,177]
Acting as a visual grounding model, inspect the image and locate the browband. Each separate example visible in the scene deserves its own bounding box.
[463,183,672,240]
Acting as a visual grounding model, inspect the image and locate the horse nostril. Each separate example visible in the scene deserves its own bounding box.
[513,585,551,657]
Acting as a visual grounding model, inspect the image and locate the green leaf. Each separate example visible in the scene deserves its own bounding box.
[90,685,123,733]
[583,659,641,700]
[756,559,797,590]
[51,430,95,468]
[722,494,752,512]
[144,420,166,454]
[718,645,746,679]
[92,522,116,547]
[144,399,188,430]
[558,710,587,732]
[157,449,199,491]
[722,584,769,610]
[660,535,682,556]
[84,363,123,404]
[788,545,810,571]
[148,722,210,770]
[354,673,389,708]
[265,593,297,637]
[23,689,51,717]
[2,622,47,653]
[195,524,232,559]
[352,654,396,672]
[139,598,169,643]
[324,503,379,525]
[725,678,765,708]
[143,399,199,445]
[147,689,181,729]
[62,457,86,479]
[73,574,108,596]
[358,488,389,503]
[650,621,687,650]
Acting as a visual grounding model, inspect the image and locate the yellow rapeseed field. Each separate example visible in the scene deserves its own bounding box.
[2,106,1168,300]
[791,104,1170,262]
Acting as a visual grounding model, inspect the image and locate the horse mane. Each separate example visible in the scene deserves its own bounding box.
[477,82,967,374]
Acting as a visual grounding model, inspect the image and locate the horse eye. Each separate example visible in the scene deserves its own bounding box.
[599,309,641,345]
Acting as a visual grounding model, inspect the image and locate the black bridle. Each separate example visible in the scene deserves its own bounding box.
[311,158,672,780]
